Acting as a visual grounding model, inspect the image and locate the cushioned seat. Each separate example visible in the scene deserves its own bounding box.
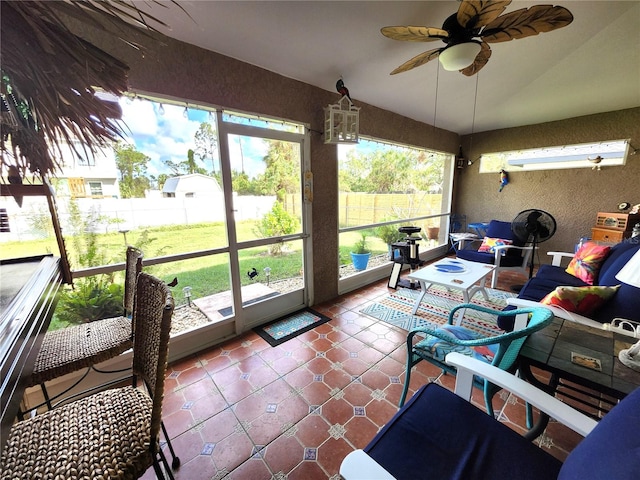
[456,219,532,288]
[367,383,563,480]
[341,353,640,480]
[502,240,640,331]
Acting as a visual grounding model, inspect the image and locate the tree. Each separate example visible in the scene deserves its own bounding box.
[164,149,208,176]
[114,142,151,198]
[232,170,256,195]
[155,173,170,191]
[194,122,219,175]
[254,141,300,199]
[339,148,444,194]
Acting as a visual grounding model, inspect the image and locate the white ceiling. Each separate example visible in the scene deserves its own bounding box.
[135,0,640,135]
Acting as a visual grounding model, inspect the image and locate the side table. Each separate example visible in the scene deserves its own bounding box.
[518,317,640,438]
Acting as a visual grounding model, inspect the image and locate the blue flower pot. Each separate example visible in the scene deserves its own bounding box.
[350,252,371,271]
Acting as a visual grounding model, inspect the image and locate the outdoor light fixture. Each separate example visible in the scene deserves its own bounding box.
[614,250,640,371]
[264,266,271,286]
[183,286,192,307]
[439,42,482,71]
[324,96,360,144]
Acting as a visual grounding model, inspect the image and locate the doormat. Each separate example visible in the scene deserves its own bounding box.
[360,285,516,336]
[254,308,331,347]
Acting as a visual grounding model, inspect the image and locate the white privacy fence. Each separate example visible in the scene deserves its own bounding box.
[0,194,277,242]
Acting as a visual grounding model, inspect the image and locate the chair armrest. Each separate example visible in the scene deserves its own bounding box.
[446,352,598,437]
[408,304,552,346]
[340,450,396,480]
[493,244,534,265]
[457,237,481,250]
[547,251,575,267]
[507,298,605,329]
[494,244,533,252]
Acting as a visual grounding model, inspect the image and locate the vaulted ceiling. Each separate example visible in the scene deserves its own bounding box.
[136,1,639,135]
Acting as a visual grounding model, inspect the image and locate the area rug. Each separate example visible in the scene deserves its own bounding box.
[254,308,331,347]
[360,285,516,336]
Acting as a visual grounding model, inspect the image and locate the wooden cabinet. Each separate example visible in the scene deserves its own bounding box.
[591,227,624,243]
[591,212,640,243]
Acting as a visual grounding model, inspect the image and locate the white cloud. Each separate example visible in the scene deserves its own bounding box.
[118,98,158,137]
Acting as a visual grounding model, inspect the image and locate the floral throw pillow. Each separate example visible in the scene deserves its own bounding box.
[541,285,620,316]
[478,237,513,254]
[565,242,611,285]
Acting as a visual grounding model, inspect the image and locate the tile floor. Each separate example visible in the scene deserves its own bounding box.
[145,270,587,480]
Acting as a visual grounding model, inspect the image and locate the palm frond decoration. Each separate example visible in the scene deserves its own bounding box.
[0,1,185,180]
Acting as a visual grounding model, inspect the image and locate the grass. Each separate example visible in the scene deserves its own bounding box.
[5,220,391,329]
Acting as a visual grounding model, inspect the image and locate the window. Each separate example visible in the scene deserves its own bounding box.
[479,139,630,172]
[77,154,96,167]
[338,137,454,281]
[88,182,103,196]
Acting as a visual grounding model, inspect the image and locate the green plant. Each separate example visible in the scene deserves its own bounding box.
[351,233,371,254]
[375,222,404,245]
[254,201,300,255]
[54,276,124,328]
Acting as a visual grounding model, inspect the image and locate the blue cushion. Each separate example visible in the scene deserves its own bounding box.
[415,325,498,363]
[503,242,640,329]
[592,243,640,323]
[559,386,640,480]
[499,267,588,331]
[365,383,562,479]
[486,219,526,255]
[457,220,525,265]
[598,242,640,286]
[486,220,515,241]
[457,248,526,266]
[531,265,589,291]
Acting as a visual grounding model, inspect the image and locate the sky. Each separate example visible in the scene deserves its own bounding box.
[116,97,268,178]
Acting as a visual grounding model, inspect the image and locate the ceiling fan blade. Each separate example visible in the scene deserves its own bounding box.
[481,5,573,43]
[381,26,448,42]
[457,0,512,31]
[460,42,491,76]
[390,47,442,75]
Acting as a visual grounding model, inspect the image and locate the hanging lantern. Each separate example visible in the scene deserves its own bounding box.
[324,96,360,144]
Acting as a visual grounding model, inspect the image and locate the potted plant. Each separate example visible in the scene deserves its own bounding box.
[375,223,404,260]
[350,233,371,271]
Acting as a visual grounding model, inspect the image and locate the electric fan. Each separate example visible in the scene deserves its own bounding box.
[511,209,557,279]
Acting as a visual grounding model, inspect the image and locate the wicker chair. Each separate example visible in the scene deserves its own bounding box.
[1,273,175,479]
[25,246,143,410]
[399,304,554,418]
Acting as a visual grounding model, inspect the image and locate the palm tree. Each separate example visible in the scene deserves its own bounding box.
[0,1,185,179]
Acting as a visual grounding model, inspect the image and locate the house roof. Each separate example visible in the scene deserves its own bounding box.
[131,1,640,135]
[162,174,222,193]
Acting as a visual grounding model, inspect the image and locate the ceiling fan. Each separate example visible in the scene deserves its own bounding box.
[381,0,573,76]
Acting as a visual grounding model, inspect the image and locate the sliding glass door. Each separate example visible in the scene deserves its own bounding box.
[217,112,310,332]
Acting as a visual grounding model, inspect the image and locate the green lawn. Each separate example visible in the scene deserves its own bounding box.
[3,220,389,329]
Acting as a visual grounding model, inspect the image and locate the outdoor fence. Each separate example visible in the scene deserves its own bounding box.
[0,194,277,242]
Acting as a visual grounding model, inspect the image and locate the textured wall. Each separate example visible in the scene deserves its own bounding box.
[71,23,458,303]
[457,108,640,257]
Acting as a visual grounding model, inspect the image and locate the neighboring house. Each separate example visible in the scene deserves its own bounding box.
[162,174,222,198]
[52,141,120,199]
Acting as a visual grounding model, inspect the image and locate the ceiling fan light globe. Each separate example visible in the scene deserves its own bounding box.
[439,42,481,71]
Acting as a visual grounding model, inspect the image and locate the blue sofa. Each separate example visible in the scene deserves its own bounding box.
[500,240,640,331]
